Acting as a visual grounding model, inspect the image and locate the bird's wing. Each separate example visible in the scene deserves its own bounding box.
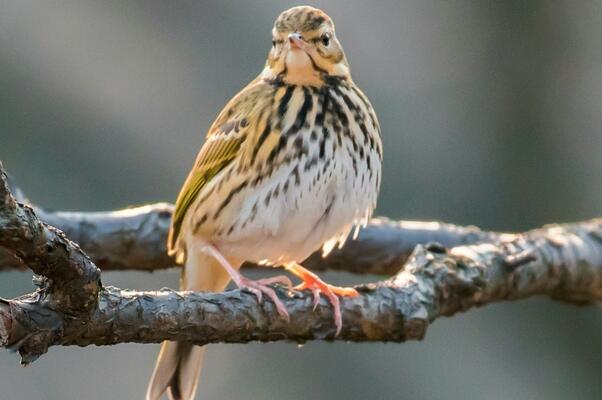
[167,77,273,255]
[168,112,250,255]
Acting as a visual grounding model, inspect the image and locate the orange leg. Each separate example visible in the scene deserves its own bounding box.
[285,263,358,335]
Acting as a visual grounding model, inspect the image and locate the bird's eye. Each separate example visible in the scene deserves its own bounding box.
[321,35,330,47]
[272,40,276,47]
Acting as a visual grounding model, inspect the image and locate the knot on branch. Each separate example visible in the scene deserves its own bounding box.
[392,244,488,319]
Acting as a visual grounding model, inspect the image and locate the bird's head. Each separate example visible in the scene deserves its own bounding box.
[262,6,350,86]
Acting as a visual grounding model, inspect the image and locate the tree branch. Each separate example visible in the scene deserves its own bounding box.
[0,165,100,314]
[2,219,601,363]
[1,161,601,366]
[0,175,495,275]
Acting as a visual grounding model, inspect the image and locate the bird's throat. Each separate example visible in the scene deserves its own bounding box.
[283,51,323,86]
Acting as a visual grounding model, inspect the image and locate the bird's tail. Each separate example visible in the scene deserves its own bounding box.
[146,248,232,400]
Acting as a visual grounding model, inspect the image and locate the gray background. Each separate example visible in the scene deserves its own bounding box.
[1,1,601,399]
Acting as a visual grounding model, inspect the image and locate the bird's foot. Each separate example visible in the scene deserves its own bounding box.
[287,264,358,335]
[200,243,292,320]
[234,275,293,320]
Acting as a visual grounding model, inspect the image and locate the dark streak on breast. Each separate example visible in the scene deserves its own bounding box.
[214,180,249,220]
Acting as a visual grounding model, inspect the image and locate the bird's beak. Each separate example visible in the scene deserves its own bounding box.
[288,32,306,51]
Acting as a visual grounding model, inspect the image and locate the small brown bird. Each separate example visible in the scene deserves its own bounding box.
[147,6,382,400]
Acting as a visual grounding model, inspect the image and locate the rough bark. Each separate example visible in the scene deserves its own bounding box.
[1,161,601,366]
[2,219,601,365]
[0,167,100,314]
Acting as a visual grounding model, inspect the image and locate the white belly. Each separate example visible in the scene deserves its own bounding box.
[202,135,379,265]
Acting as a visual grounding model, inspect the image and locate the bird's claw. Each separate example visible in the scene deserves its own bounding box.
[236,275,292,321]
[294,273,358,336]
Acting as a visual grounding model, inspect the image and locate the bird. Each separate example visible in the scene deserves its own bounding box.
[146,5,382,400]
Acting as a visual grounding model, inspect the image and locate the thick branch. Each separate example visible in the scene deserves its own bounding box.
[0,176,495,274]
[2,206,498,275]
[1,218,601,363]
[1,161,601,365]
[0,163,100,313]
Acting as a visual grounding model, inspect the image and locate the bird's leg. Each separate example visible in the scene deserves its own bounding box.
[201,244,292,320]
[285,263,358,335]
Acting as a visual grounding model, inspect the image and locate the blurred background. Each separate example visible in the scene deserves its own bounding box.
[1,1,601,399]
